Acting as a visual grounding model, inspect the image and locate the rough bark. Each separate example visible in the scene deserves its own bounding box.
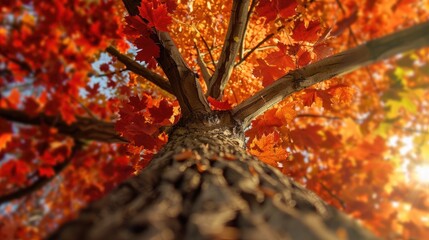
[49,112,377,240]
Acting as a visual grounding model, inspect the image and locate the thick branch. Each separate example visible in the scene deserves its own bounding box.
[155,31,211,115]
[208,0,251,99]
[232,20,429,126]
[105,46,173,94]
[0,142,81,205]
[120,0,211,116]
[0,108,127,143]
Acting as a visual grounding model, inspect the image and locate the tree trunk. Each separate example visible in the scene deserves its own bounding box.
[49,112,378,240]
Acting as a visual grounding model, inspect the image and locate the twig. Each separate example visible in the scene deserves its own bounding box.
[68,95,98,120]
[295,114,341,120]
[194,42,211,85]
[92,68,129,78]
[235,25,285,67]
[319,181,346,210]
[200,35,216,68]
[105,46,173,95]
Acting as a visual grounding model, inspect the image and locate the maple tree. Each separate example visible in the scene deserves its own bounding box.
[1,0,429,239]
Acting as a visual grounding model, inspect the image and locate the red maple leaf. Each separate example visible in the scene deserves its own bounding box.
[135,36,159,69]
[134,132,157,149]
[256,0,297,22]
[124,16,150,35]
[266,43,295,69]
[207,96,232,110]
[149,99,173,123]
[85,83,100,96]
[23,97,40,117]
[253,59,284,87]
[39,167,55,178]
[0,160,30,185]
[292,21,321,42]
[139,0,172,31]
[297,51,312,66]
[99,63,110,72]
[128,94,151,111]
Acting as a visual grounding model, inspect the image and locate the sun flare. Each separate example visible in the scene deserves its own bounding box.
[414,165,429,184]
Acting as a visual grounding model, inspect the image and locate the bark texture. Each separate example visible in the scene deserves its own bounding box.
[49,112,378,240]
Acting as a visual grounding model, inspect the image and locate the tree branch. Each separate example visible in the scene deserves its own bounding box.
[235,25,285,67]
[120,0,211,116]
[295,114,341,120]
[105,46,173,94]
[0,141,82,205]
[155,31,211,115]
[0,108,127,143]
[207,0,251,99]
[239,0,258,59]
[232,20,429,126]
[194,42,211,85]
[200,35,216,68]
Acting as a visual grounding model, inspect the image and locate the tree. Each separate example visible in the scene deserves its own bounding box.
[1,0,429,239]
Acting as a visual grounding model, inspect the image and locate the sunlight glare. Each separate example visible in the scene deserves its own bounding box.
[414,165,429,184]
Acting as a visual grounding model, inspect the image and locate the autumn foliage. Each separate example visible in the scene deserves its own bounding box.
[1,0,429,239]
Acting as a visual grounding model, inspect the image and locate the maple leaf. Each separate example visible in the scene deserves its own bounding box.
[1,88,20,108]
[135,36,159,69]
[139,0,172,31]
[148,99,174,123]
[99,63,110,72]
[256,0,297,22]
[86,83,100,96]
[134,132,157,149]
[23,97,40,117]
[265,43,295,69]
[39,167,55,177]
[297,51,312,66]
[207,96,232,110]
[301,89,333,110]
[0,133,12,151]
[128,94,151,111]
[249,132,288,166]
[114,156,130,166]
[289,125,325,150]
[60,99,76,125]
[292,21,321,42]
[124,16,150,35]
[161,0,178,13]
[253,59,284,87]
[0,119,12,151]
[0,160,30,185]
